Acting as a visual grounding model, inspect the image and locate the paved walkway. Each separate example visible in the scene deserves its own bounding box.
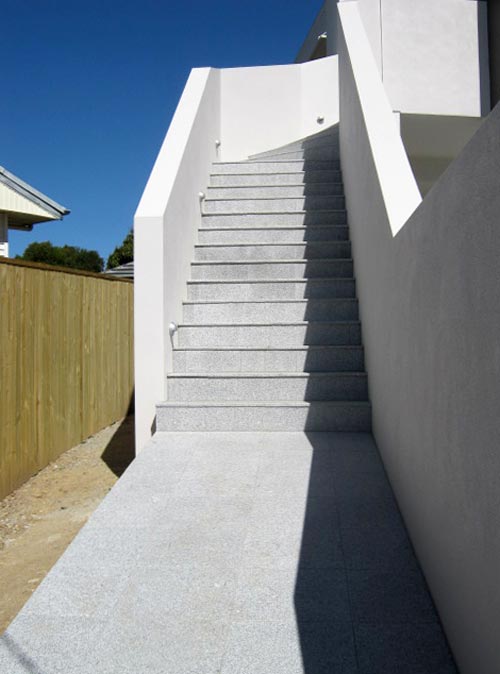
[0,432,457,673]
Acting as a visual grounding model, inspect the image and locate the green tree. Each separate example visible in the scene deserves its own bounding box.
[17,241,104,273]
[107,229,133,270]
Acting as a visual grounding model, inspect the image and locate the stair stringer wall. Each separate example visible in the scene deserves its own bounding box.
[339,5,500,673]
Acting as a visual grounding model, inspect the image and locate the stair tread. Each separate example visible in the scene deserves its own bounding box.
[202,207,346,213]
[168,370,367,379]
[188,276,354,284]
[213,159,339,165]
[180,320,360,326]
[194,243,348,248]
[158,400,371,407]
[204,196,342,202]
[207,182,343,188]
[192,258,353,264]
[199,225,348,230]
[182,298,357,305]
[174,345,362,351]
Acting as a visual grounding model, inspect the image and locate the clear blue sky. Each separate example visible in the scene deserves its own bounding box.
[3,0,323,263]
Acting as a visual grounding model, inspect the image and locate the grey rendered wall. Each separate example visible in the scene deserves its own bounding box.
[340,27,500,674]
[488,0,500,106]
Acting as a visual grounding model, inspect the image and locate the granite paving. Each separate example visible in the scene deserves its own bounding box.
[0,432,457,673]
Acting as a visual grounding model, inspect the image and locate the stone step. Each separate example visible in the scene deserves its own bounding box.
[176,321,361,348]
[186,278,356,301]
[167,372,368,402]
[190,259,353,280]
[212,159,340,174]
[172,346,365,373]
[156,401,372,432]
[182,299,358,323]
[206,183,343,199]
[248,145,339,162]
[209,170,342,186]
[197,225,350,244]
[193,242,351,262]
[201,211,347,227]
[249,132,339,160]
[203,196,345,214]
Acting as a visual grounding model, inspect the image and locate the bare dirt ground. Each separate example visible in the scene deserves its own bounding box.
[0,416,135,633]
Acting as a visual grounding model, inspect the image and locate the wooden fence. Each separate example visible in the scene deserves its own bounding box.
[0,258,134,500]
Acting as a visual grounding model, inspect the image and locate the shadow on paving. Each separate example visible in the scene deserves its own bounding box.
[293,137,457,671]
[294,433,458,673]
[101,414,136,477]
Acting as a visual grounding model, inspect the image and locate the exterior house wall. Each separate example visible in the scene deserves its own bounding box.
[339,4,500,671]
[379,0,489,116]
[300,0,489,116]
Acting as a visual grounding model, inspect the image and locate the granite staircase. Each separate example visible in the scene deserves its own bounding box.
[157,126,371,431]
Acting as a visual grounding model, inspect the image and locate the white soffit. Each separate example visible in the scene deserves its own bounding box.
[0,181,59,219]
[400,114,484,159]
[0,166,69,228]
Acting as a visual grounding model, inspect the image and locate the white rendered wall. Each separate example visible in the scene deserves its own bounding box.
[134,68,221,451]
[299,0,489,116]
[300,57,339,138]
[351,0,382,71]
[0,214,8,257]
[219,58,339,161]
[380,0,489,116]
[339,4,500,671]
[296,1,339,62]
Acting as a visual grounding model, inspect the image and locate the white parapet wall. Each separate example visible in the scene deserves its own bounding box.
[219,57,339,162]
[134,68,221,451]
[134,57,340,450]
[339,2,500,671]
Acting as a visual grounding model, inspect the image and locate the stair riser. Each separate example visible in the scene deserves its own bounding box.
[249,147,339,162]
[177,323,361,348]
[213,160,340,174]
[191,260,353,280]
[173,348,365,373]
[203,196,345,214]
[209,171,342,186]
[202,212,347,227]
[206,183,343,198]
[197,226,350,245]
[167,376,368,402]
[156,404,372,432]
[182,300,358,323]
[187,280,356,301]
[194,243,351,262]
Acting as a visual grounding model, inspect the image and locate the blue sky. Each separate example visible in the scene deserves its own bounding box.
[3,0,323,263]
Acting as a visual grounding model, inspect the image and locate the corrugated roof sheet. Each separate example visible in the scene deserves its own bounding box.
[103,261,134,279]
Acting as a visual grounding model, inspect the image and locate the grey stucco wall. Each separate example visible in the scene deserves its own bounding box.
[340,25,500,674]
[488,0,500,106]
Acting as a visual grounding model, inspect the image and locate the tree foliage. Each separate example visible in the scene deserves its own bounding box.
[107,229,133,270]
[17,241,104,273]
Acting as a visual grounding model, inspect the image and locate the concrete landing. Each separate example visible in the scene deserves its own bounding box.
[0,432,457,673]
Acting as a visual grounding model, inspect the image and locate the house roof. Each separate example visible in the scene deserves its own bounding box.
[0,166,70,230]
[103,261,134,279]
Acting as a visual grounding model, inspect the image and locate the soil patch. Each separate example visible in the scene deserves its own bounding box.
[0,416,135,633]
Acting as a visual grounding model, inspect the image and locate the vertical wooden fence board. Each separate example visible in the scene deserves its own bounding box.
[0,260,134,500]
